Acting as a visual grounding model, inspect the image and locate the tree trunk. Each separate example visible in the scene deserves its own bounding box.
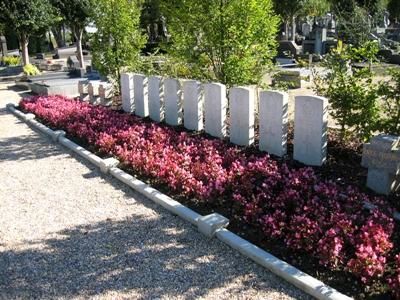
[52,25,65,48]
[284,21,289,41]
[20,33,29,66]
[74,27,85,69]
[291,16,296,41]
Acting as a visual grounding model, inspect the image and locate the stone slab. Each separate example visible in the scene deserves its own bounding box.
[204,83,227,138]
[121,72,134,113]
[148,76,163,122]
[183,80,203,131]
[134,74,149,117]
[229,87,255,146]
[259,91,288,156]
[164,78,182,126]
[293,96,328,166]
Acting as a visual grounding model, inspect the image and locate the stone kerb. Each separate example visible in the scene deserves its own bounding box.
[164,78,182,126]
[121,72,134,113]
[229,86,255,146]
[259,90,288,157]
[183,80,203,131]
[99,83,113,106]
[293,95,328,166]
[78,80,90,102]
[204,83,227,138]
[88,82,101,105]
[361,134,400,195]
[134,74,149,117]
[148,76,164,122]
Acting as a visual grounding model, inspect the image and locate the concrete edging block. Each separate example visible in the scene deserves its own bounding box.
[109,167,201,225]
[198,213,229,238]
[58,136,103,167]
[99,157,119,174]
[215,229,352,300]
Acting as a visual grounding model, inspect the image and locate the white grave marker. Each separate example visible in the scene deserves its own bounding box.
[164,78,182,126]
[148,76,164,122]
[293,95,328,166]
[259,91,288,156]
[183,80,203,131]
[121,72,134,113]
[134,74,149,117]
[204,83,227,138]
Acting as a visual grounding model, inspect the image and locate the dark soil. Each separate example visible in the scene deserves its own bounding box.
[23,106,399,300]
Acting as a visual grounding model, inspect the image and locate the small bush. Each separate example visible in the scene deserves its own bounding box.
[314,41,381,141]
[377,68,400,136]
[23,64,40,76]
[2,56,21,66]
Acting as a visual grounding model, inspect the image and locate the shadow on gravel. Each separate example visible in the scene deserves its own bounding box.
[0,135,63,162]
[0,215,301,299]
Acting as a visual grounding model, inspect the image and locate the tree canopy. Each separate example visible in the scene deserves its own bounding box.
[162,0,280,86]
[0,0,55,65]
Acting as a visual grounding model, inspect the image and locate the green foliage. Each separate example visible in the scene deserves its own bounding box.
[377,68,400,135]
[273,0,305,21]
[388,0,400,21]
[161,0,279,86]
[0,0,54,38]
[314,41,381,141]
[23,64,40,76]
[301,0,331,17]
[2,56,21,66]
[91,0,147,91]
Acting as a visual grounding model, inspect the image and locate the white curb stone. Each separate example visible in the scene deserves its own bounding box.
[109,167,201,225]
[99,157,119,174]
[52,130,66,142]
[58,136,103,168]
[6,103,15,110]
[23,113,35,121]
[215,229,352,300]
[198,213,229,238]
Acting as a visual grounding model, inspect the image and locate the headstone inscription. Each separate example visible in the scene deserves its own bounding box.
[361,135,400,195]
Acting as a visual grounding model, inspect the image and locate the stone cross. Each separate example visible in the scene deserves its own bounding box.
[361,134,400,195]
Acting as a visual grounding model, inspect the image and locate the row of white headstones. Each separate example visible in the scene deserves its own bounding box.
[120,73,328,166]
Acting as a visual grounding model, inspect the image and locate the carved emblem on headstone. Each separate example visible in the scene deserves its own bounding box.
[361,134,400,195]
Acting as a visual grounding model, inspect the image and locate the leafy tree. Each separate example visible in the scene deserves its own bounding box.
[388,0,400,22]
[0,0,54,65]
[314,41,381,140]
[51,0,91,68]
[91,0,146,92]
[161,0,279,86]
[377,69,400,135]
[273,0,305,41]
[302,0,331,17]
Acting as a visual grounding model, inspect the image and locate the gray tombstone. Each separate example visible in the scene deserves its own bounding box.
[361,135,400,195]
[314,27,327,55]
[67,55,80,69]
[0,36,8,58]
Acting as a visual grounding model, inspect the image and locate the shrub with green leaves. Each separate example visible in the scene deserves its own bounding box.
[23,64,40,76]
[377,68,400,136]
[3,56,21,66]
[314,41,381,141]
[161,0,279,86]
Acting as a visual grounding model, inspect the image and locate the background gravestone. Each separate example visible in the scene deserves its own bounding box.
[361,135,400,195]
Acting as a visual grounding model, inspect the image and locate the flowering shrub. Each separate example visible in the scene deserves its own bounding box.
[20,95,399,297]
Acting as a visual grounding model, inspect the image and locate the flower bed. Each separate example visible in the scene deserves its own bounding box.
[20,95,400,298]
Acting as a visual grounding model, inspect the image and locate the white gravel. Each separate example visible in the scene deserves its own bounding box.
[0,83,312,300]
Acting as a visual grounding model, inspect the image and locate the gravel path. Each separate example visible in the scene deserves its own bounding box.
[0,83,312,300]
